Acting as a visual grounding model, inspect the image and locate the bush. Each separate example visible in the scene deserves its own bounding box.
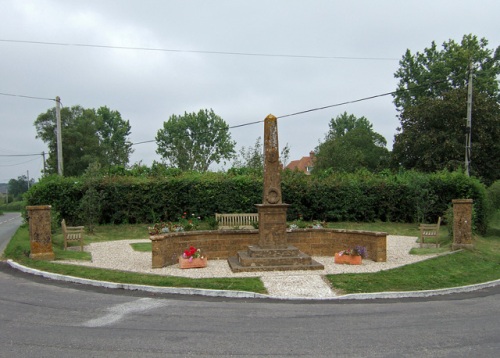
[24,169,488,233]
[0,200,25,212]
[487,180,500,211]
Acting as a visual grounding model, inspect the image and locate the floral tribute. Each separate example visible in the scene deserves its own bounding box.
[182,246,204,262]
[338,245,367,258]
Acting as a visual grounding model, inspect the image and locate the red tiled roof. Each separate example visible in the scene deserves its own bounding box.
[285,152,314,174]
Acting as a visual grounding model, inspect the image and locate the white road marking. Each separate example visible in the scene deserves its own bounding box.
[82,298,168,327]
[0,213,21,225]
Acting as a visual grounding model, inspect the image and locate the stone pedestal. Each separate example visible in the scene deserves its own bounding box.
[256,204,289,249]
[452,199,474,250]
[27,205,55,260]
[227,114,324,273]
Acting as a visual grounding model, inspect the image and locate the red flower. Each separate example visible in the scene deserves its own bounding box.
[183,245,202,259]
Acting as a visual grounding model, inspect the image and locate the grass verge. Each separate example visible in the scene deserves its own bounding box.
[327,213,500,294]
[3,225,266,294]
[3,216,499,295]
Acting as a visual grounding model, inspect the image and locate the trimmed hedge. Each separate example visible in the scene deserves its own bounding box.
[24,169,488,233]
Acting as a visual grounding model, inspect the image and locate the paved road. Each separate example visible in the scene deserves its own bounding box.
[1,261,499,357]
[0,212,22,255]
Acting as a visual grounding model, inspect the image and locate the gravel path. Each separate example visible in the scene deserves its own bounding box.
[58,235,438,298]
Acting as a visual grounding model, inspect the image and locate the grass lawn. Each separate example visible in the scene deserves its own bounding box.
[3,214,499,295]
[327,213,500,294]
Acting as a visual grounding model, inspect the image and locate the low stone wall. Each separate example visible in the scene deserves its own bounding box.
[150,229,387,268]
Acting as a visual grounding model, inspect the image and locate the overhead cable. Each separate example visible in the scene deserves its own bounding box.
[0,91,55,102]
[0,39,399,61]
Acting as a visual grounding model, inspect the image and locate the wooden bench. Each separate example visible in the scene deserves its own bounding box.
[419,216,441,248]
[62,219,85,251]
[215,213,259,230]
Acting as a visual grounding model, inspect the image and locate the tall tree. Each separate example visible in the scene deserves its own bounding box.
[392,88,500,183]
[231,136,290,175]
[8,175,35,200]
[392,34,500,184]
[96,107,133,167]
[394,34,500,110]
[156,109,236,172]
[34,105,133,176]
[232,137,264,174]
[314,112,389,173]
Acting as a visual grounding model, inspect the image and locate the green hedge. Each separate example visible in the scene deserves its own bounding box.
[24,170,488,233]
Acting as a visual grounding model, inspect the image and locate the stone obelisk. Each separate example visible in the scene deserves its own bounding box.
[227,114,324,272]
[256,114,289,248]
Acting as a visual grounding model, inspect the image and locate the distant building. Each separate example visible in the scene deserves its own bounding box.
[285,151,315,175]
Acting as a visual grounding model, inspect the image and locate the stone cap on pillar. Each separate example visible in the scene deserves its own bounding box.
[452,199,473,204]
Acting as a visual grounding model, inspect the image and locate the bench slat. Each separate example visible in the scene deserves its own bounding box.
[216,213,258,229]
[419,217,441,248]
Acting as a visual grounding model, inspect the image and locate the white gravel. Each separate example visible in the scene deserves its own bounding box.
[57,235,440,298]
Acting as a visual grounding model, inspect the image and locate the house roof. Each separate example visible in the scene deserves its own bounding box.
[285,151,314,174]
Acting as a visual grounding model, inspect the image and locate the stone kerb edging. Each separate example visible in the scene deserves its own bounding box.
[6,260,267,299]
[6,259,500,301]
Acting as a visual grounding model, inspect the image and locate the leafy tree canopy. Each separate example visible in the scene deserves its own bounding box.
[155,109,236,172]
[393,34,500,110]
[392,34,500,184]
[34,105,133,177]
[8,175,35,200]
[392,88,500,184]
[314,112,390,173]
[230,136,291,176]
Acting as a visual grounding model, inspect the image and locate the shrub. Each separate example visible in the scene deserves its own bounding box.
[24,169,488,233]
[487,180,500,211]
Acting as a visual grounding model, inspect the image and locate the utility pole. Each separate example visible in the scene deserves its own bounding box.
[56,96,63,176]
[42,151,46,176]
[465,62,473,177]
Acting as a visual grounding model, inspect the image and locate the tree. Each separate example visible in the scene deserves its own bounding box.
[392,34,500,184]
[155,109,236,172]
[314,112,390,173]
[232,137,264,174]
[393,34,500,110]
[8,175,35,200]
[392,88,500,183]
[34,105,133,176]
[79,162,104,234]
[231,136,290,175]
[96,107,133,167]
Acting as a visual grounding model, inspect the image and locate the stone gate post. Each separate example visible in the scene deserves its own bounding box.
[452,199,474,250]
[27,205,55,260]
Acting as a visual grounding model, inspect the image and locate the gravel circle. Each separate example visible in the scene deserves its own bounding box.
[57,235,440,298]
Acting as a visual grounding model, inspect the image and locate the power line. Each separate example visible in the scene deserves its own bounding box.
[131,90,396,146]
[132,120,267,146]
[277,91,396,119]
[0,156,41,167]
[0,153,43,157]
[0,91,55,102]
[0,39,399,61]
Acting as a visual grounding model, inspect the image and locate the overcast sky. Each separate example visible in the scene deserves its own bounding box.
[1,0,499,182]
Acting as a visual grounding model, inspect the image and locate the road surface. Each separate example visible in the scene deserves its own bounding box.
[0,261,498,357]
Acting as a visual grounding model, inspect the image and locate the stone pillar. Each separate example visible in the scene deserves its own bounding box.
[27,205,55,260]
[257,114,289,249]
[151,236,170,268]
[262,114,282,206]
[452,199,474,250]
